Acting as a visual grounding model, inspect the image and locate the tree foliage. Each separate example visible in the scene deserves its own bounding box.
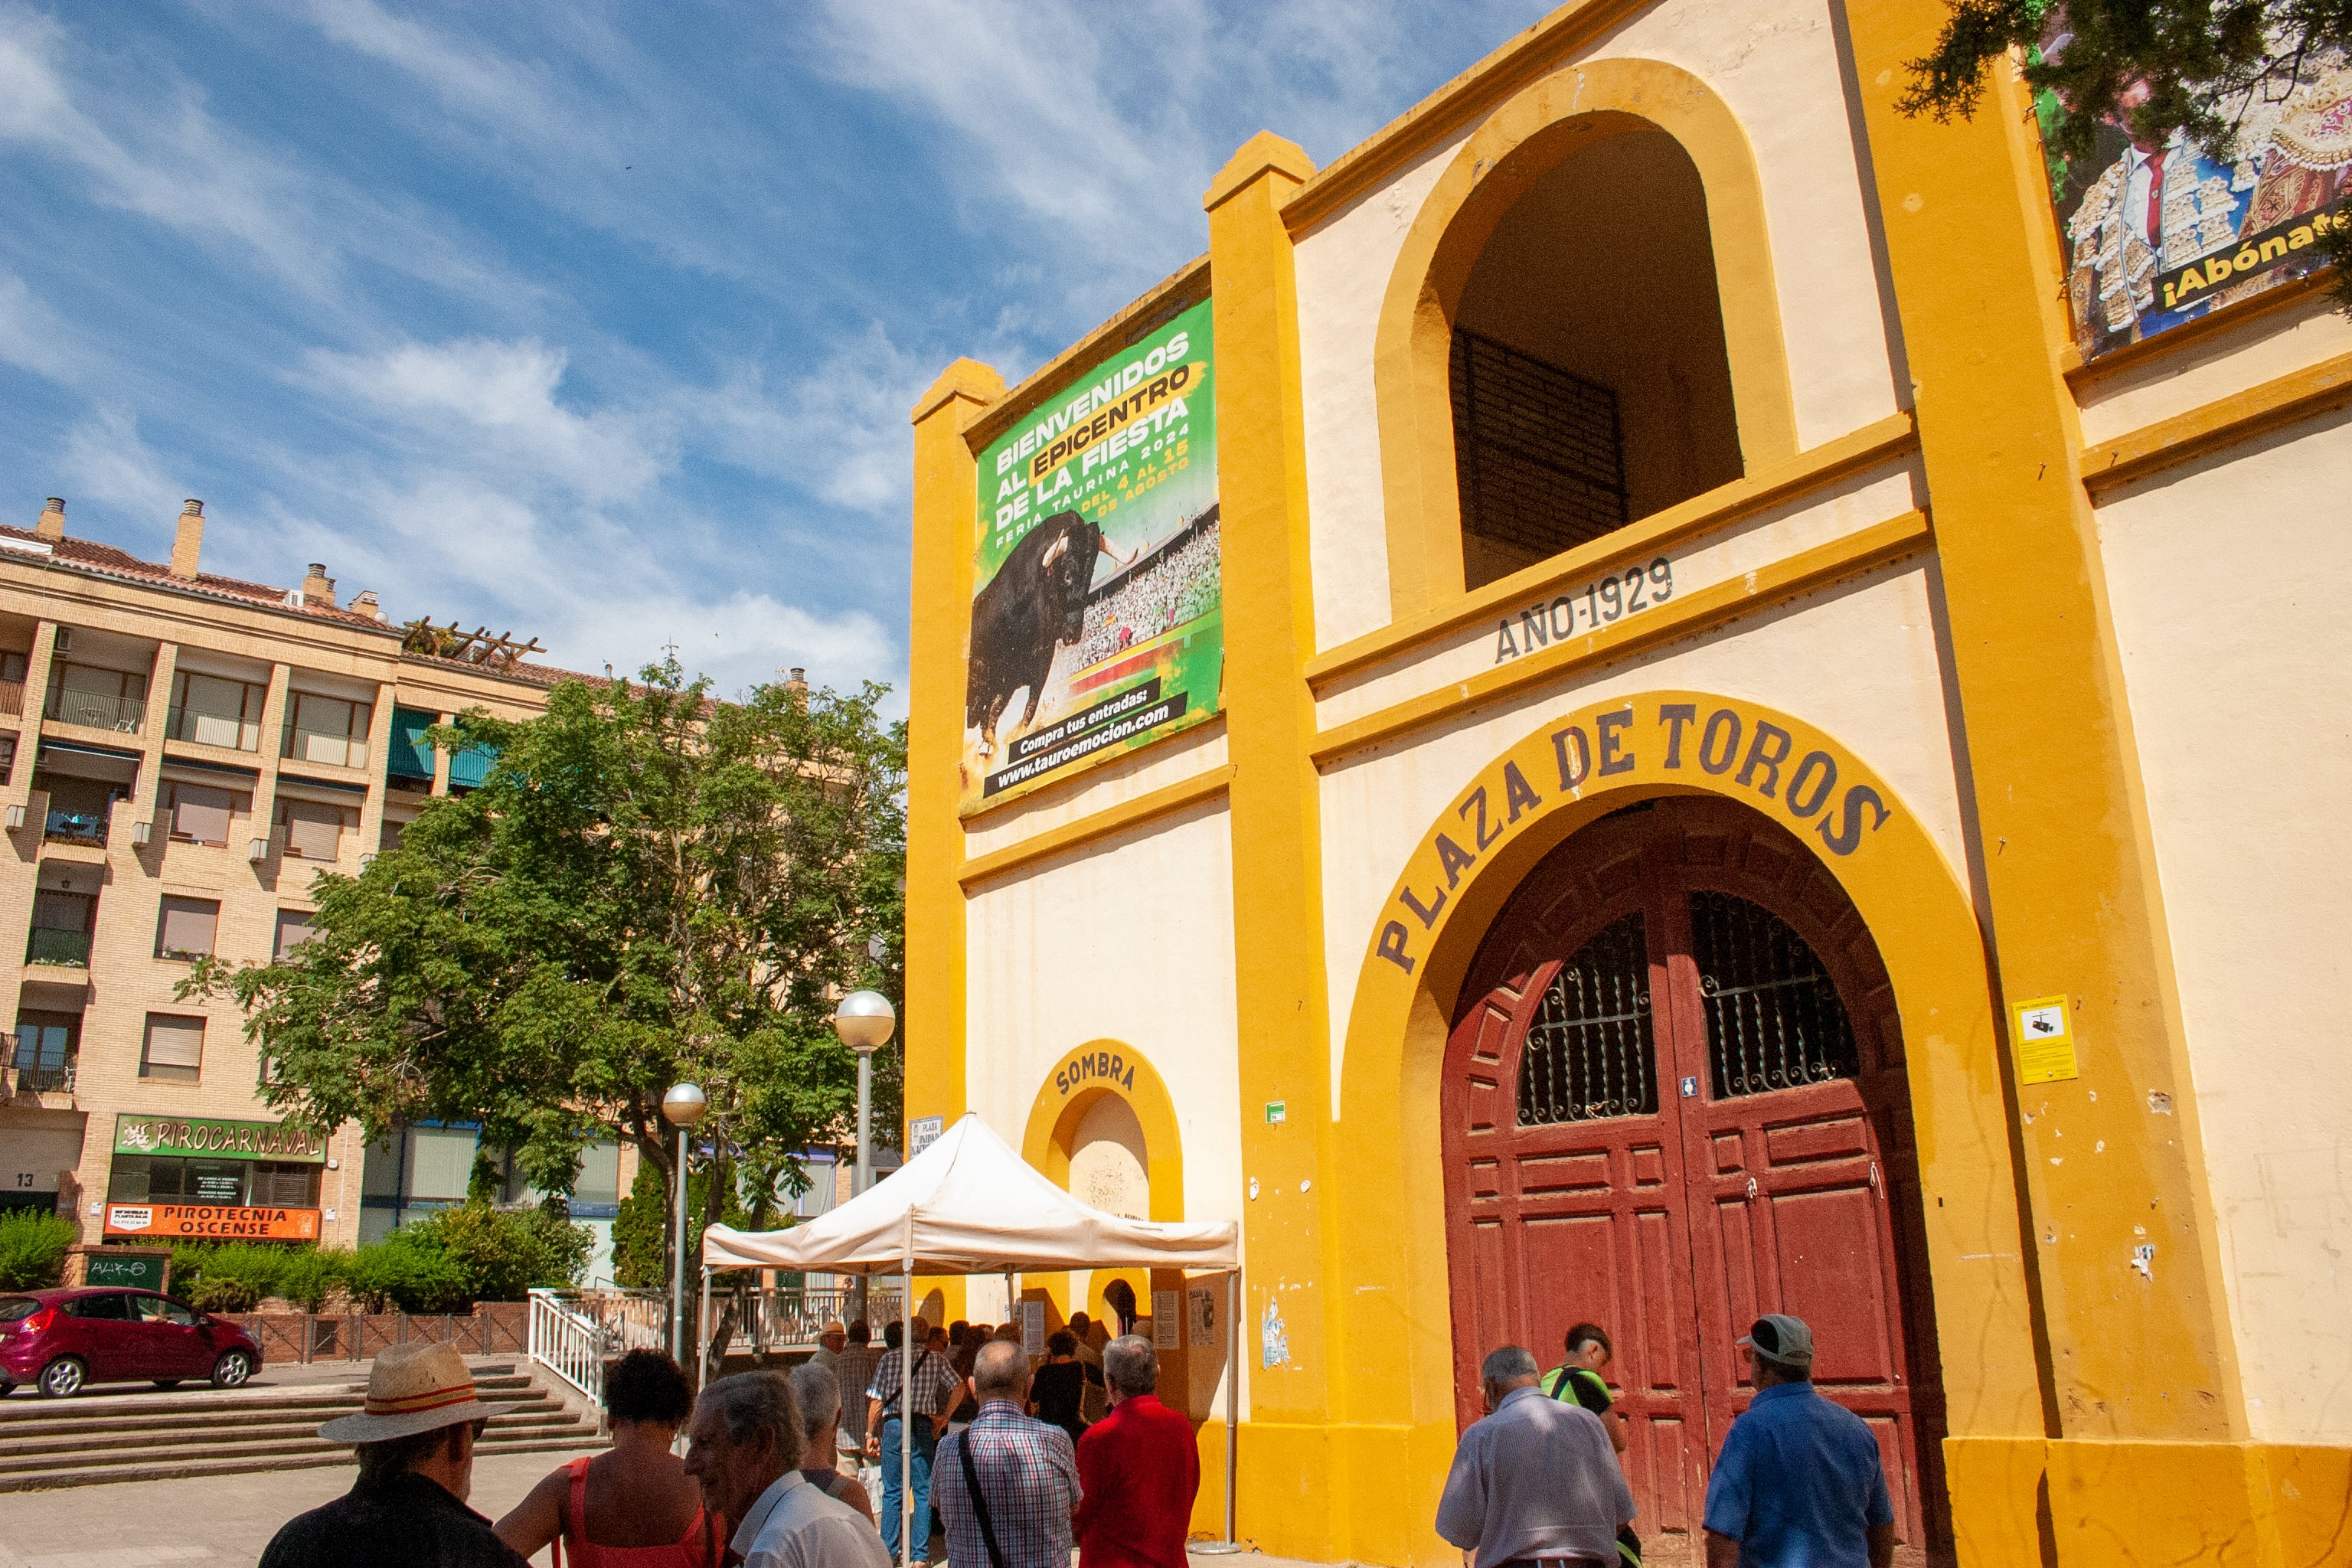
[185,660,905,1268]
[1899,2,2352,309]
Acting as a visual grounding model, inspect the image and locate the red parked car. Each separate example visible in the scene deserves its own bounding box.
[0,1288,261,1398]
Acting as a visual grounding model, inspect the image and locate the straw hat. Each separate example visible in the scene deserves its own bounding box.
[319,1341,502,1444]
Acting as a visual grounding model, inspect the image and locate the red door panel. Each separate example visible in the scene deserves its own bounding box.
[1442,798,1949,1557]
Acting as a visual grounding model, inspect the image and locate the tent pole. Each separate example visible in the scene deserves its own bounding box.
[697,1266,712,1390]
[900,1263,914,1568]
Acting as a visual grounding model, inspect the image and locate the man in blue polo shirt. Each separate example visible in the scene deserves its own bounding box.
[1702,1315,1894,1568]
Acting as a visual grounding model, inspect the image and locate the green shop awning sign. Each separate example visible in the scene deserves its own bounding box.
[113,1114,327,1164]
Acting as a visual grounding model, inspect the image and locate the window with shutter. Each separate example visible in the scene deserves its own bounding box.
[274,909,317,959]
[279,799,346,860]
[140,1014,205,1083]
[167,784,236,845]
[289,693,368,767]
[155,896,220,959]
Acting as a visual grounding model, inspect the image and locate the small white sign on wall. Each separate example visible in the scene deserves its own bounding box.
[1152,1290,1180,1348]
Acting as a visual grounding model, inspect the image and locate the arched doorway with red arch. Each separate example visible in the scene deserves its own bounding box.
[1440,793,1949,1557]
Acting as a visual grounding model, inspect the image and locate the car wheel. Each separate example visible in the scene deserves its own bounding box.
[152,1379,182,1389]
[38,1357,86,1398]
[210,1350,254,1389]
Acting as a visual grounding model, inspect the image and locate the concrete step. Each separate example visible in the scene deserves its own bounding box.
[0,1402,588,1460]
[0,1433,600,1494]
[0,1361,601,1491]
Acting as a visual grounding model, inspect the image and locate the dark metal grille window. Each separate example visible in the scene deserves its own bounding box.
[1518,913,1657,1125]
[1690,891,1858,1097]
[1452,328,1629,560]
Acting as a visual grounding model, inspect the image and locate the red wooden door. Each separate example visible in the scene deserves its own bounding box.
[1442,799,1947,1554]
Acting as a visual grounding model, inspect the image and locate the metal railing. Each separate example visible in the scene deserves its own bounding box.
[25,926,91,966]
[44,689,146,733]
[528,1289,619,1415]
[10,1059,75,1096]
[283,724,368,769]
[718,1284,903,1357]
[42,810,106,846]
[167,704,260,751]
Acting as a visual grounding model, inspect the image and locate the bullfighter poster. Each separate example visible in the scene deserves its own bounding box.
[2037,31,2350,359]
[962,296,1220,812]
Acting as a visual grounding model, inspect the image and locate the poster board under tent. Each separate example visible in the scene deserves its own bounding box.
[961,297,1221,813]
[2038,31,2351,359]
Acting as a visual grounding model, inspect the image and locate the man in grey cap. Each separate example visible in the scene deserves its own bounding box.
[1436,1344,1635,1567]
[260,1341,525,1568]
[1702,1314,1896,1568]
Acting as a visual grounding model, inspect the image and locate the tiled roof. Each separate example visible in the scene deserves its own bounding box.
[0,522,391,630]
[0,521,598,689]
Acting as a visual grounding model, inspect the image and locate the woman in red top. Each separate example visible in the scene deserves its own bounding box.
[497,1350,724,1567]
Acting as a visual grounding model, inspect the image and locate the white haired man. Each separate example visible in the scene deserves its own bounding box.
[1436,1344,1635,1568]
[685,1369,890,1568]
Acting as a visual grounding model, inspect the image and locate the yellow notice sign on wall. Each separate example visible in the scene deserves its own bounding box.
[2014,995,2079,1085]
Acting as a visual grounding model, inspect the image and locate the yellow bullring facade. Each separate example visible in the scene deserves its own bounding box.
[900,4,2352,1563]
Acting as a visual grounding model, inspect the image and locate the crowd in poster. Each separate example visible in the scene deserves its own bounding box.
[963,298,1220,812]
[2040,31,2352,358]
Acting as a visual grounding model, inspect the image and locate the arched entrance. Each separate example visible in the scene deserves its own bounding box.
[1441,794,1948,1553]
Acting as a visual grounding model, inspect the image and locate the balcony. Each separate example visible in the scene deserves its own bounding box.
[46,688,146,734]
[10,1058,75,1096]
[25,926,92,966]
[42,809,106,846]
[284,726,368,770]
[167,704,260,752]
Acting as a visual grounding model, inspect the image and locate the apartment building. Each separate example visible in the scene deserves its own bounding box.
[0,495,599,1256]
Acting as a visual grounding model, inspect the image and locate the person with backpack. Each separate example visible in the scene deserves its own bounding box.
[864,1318,965,1563]
[1544,1324,1639,1566]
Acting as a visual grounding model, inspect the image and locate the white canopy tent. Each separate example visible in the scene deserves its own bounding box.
[701,1112,1243,1562]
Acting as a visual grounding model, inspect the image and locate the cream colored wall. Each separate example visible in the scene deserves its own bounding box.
[963,803,1249,1412]
[964,805,1246,1227]
[2093,416,2352,1446]
[1317,560,1972,1112]
[1313,458,1922,727]
[1292,0,1903,652]
[2074,291,2352,449]
[963,718,1228,859]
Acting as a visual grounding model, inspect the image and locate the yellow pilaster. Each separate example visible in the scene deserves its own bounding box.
[1204,132,1348,1560]
[905,360,1004,1157]
[1844,5,2256,1561]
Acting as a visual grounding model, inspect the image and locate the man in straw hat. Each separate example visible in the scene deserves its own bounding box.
[261,1341,528,1568]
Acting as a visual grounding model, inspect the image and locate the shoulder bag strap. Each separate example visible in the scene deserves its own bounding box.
[957,1426,1009,1568]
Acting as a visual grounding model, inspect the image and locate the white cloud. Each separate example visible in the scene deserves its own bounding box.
[301,337,674,505]
[58,408,184,524]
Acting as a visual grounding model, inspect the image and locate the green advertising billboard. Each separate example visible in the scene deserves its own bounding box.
[962,297,1220,812]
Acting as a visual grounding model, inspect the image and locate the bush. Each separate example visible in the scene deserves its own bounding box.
[344,1238,469,1315]
[399,1202,590,1302]
[0,1212,75,1290]
[611,1158,666,1289]
[188,1276,260,1314]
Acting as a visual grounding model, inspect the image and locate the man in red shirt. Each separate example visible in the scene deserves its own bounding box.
[1073,1335,1199,1568]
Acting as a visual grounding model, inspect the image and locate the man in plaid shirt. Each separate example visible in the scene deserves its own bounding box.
[865,1318,966,1563]
[934,1341,1082,1568]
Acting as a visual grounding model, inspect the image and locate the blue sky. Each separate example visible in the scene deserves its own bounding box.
[1,0,1539,704]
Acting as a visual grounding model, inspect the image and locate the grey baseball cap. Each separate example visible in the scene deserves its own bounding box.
[1738,1313,1815,1367]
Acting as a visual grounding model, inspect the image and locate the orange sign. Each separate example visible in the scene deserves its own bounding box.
[105,1204,321,1241]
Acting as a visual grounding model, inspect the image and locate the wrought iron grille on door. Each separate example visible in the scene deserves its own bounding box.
[1689,890,1858,1099]
[1516,911,1657,1125]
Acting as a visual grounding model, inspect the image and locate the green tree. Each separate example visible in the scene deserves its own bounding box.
[1898,1,2352,309]
[184,659,904,1281]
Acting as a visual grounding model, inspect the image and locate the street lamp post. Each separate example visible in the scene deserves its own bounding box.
[662,1082,708,1367]
[831,991,895,1324]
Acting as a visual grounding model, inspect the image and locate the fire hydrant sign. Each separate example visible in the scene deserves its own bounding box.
[962,297,1221,812]
[2014,995,2079,1086]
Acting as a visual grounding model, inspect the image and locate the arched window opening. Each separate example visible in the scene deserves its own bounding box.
[1452,126,1743,590]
